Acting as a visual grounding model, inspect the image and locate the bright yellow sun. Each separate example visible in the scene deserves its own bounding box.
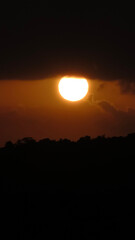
[58,76,89,101]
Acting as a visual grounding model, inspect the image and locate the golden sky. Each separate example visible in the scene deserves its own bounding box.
[0,77,135,146]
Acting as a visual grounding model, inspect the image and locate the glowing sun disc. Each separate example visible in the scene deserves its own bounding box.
[58,77,89,101]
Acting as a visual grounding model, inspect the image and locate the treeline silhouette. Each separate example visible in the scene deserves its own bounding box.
[1,134,135,239]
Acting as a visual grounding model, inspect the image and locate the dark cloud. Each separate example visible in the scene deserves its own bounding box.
[97,83,105,92]
[0,3,135,92]
[98,101,135,135]
[98,101,118,115]
[118,81,135,94]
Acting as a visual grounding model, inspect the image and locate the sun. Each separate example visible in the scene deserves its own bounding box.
[58,76,89,102]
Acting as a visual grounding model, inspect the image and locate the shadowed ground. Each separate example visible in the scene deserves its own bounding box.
[1,134,135,239]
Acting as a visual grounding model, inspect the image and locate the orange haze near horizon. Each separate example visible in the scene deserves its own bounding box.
[0,77,135,146]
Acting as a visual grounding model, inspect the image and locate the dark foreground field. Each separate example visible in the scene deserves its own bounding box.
[1,134,135,239]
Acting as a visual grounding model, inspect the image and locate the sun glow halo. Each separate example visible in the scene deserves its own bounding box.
[58,77,89,101]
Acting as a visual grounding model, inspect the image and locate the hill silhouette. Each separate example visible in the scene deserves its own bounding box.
[1,134,135,239]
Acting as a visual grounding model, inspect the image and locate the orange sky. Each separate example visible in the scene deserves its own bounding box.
[0,77,135,146]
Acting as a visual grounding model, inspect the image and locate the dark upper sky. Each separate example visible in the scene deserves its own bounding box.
[0,2,135,89]
[1,2,135,145]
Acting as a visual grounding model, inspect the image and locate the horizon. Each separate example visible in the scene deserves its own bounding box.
[2,131,135,148]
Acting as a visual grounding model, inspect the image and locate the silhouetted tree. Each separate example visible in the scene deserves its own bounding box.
[77,135,91,144]
[1,133,135,239]
[58,138,71,144]
[5,141,14,150]
[16,137,36,146]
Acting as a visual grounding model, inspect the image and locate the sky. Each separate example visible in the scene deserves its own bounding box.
[0,2,135,146]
